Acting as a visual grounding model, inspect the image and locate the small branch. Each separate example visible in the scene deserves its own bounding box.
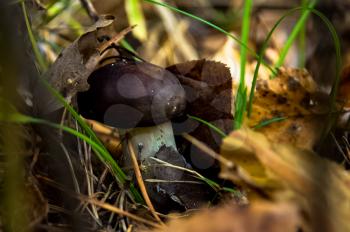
[97,25,136,53]
[79,0,99,22]
[127,141,165,226]
[83,197,163,229]
[36,175,163,229]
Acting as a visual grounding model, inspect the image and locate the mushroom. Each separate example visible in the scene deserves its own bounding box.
[77,57,222,212]
[77,57,187,163]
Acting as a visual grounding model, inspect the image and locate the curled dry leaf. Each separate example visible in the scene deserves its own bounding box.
[247,67,330,150]
[34,15,123,115]
[220,128,350,232]
[145,200,300,232]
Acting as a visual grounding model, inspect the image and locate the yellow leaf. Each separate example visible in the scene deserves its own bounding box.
[221,128,350,232]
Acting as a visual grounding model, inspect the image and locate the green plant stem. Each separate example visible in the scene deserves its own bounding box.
[144,0,276,75]
[21,1,48,72]
[298,0,308,68]
[39,80,144,203]
[275,0,317,69]
[21,0,143,202]
[188,115,227,138]
[2,112,144,203]
[253,117,286,129]
[234,0,252,130]
[247,6,340,117]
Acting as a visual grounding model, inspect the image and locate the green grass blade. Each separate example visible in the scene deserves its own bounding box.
[310,12,341,110]
[144,0,276,75]
[234,0,252,130]
[2,111,144,203]
[234,87,247,129]
[21,1,48,72]
[188,115,227,138]
[275,0,317,69]
[253,117,286,129]
[298,0,308,68]
[45,0,70,25]
[39,79,144,203]
[247,7,302,117]
[3,113,111,157]
[247,6,341,121]
[120,39,137,53]
[21,3,143,202]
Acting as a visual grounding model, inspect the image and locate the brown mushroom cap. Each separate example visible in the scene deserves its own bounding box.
[77,59,186,128]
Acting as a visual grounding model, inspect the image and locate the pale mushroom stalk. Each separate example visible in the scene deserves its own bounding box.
[123,122,177,160]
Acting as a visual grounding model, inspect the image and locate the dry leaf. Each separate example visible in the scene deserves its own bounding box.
[221,128,350,232]
[247,67,329,150]
[145,200,300,232]
[167,60,232,176]
[33,15,116,115]
[167,59,232,145]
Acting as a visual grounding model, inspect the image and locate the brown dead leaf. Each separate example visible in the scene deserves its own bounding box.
[48,15,115,95]
[167,60,232,176]
[221,128,350,232]
[145,200,300,232]
[247,67,330,150]
[34,15,132,116]
[167,59,233,148]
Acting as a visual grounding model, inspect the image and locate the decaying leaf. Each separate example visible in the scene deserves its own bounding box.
[33,15,127,115]
[142,146,214,213]
[247,67,330,150]
[221,128,350,232]
[146,200,300,232]
[167,60,232,175]
[48,15,115,92]
[167,60,232,146]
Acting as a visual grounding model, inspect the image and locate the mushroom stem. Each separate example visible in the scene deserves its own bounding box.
[121,121,177,162]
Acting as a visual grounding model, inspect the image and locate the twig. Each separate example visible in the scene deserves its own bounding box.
[79,0,99,22]
[60,143,81,194]
[85,119,120,138]
[127,225,133,232]
[36,175,163,229]
[149,157,220,192]
[98,26,136,53]
[84,197,163,229]
[127,141,165,226]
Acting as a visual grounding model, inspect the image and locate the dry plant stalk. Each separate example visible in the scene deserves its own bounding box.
[83,197,163,229]
[127,141,165,226]
[97,25,136,53]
